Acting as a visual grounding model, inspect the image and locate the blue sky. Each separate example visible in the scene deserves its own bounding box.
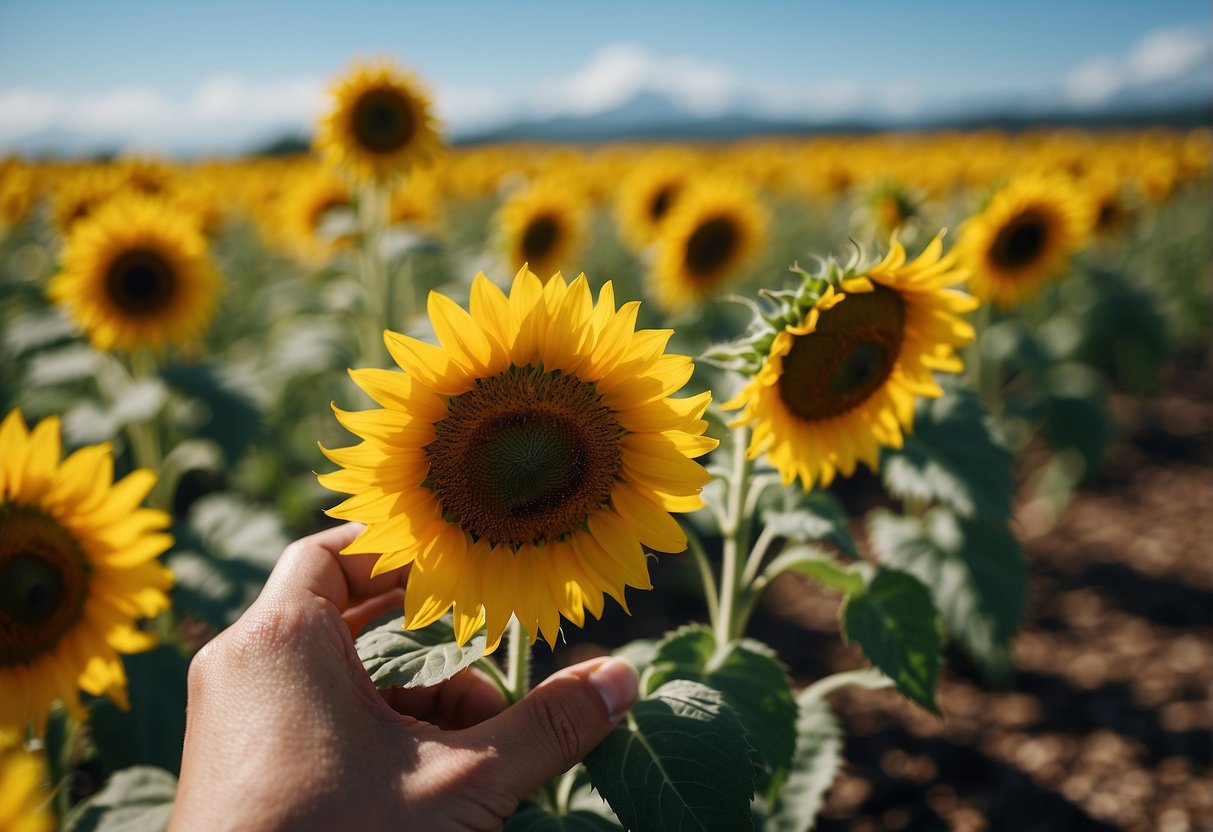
[0,1,1209,153]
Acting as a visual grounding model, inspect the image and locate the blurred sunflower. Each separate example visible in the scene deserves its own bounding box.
[0,732,53,832]
[47,193,221,354]
[726,234,976,489]
[319,269,716,649]
[956,175,1089,309]
[652,178,767,309]
[0,410,173,734]
[316,60,442,184]
[497,180,587,280]
[614,150,697,251]
[277,169,355,264]
[50,167,121,235]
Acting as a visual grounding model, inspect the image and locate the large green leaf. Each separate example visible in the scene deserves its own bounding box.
[505,807,623,831]
[584,679,756,832]
[88,647,189,776]
[761,491,856,557]
[355,615,487,690]
[646,627,796,786]
[64,766,177,832]
[868,508,1026,679]
[841,568,942,713]
[1042,362,1109,479]
[880,387,1013,521]
[767,694,842,832]
[161,362,265,463]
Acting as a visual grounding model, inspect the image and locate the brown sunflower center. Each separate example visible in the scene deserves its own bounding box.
[778,285,906,421]
[426,367,623,548]
[0,504,91,667]
[351,87,416,154]
[1096,199,1124,233]
[649,185,676,221]
[521,214,561,264]
[989,209,1049,271]
[684,216,738,279]
[105,248,176,316]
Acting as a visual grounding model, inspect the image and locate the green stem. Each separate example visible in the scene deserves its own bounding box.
[554,766,578,816]
[682,523,718,631]
[123,349,163,480]
[356,182,390,367]
[504,616,530,704]
[714,424,753,647]
[740,524,777,587]
[474,656,512,703]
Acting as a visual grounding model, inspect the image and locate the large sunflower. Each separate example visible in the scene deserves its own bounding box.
[316,60,442,184]
[955,175,1090,309]
[0,410,173,734]
[726,234,977,489]
[497,180,587,281]
[319,268,717,649]
[0,732,53,832]
[47,193,221,354]
[652,177,768,309]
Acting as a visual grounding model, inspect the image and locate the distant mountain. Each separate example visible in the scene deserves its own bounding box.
[455,85,1211,145]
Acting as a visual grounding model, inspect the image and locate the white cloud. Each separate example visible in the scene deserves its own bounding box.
[533,42,741,118]
[1065,24,1212,106]
[0,74,326,153]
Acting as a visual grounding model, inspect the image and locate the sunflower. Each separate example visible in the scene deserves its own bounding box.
[319,268,717,649]
[316,60,442,184]
[497,180,587,281]
[955,175,1090,309]
[726,234,977,490]
[47,193,221,354]
[276,169,356,264]
[613,150,698,251]
[651,177,768,309]
[0,732,53,832]
[0,410,173,734]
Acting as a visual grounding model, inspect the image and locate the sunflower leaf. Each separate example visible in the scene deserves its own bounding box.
[585,679,757,832]
[868,507,1026,681]
[356,615,487,690]
[764,545,864,597]
[87,647,189,777]
[646,627,796,787]
[504,806,623,831]
[160,362,265,463]
[766,693,843,832]
[841,567,942,713]
[63,766,177,832]
[761,489,856,556]
[880,386,1013,521]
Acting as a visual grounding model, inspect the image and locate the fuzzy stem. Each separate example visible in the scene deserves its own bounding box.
[714,424,753,647]
[504,616,530,704]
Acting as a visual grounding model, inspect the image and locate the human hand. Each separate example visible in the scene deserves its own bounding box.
[171,523,639,831]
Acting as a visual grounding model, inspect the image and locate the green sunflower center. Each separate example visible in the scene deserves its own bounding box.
[684,216,739,279]
[989,209,1048,271]
[0,504,91,666]
[521,214,561,264]
[778,286,906,422]
[426,367,622,548]
[105,248,176,316]
[351,87,416,154]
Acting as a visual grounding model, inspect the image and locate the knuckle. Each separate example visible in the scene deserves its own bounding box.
[532,694,584,768]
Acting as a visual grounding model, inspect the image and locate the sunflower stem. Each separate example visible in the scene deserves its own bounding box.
[356,182,390,367]
[683,523,719,631]
[504,616,530,704]
[123,348,164,484]
[715,424,753,647]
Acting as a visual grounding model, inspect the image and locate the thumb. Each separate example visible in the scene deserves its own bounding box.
[469,657,638,799]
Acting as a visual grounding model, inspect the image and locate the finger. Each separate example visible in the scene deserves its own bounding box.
[261,522,411,612]
[382,667,507,729]
[343,587,406,638]
[464,657,637,797]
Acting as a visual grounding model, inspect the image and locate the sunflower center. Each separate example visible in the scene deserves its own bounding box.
[778,286,906,421]
[684,217,738,278]
[0,504,91,667]
[105,248,176,316]
[649,185,675,221]
[426,367,623,548]
[351,87,416,154]
[521,214,560,264]
[990,209,1048,271]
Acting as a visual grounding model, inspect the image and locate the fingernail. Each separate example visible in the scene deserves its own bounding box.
[589,657,638,721]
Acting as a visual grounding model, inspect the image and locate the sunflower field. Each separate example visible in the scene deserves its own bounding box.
[0,58,1210,831]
